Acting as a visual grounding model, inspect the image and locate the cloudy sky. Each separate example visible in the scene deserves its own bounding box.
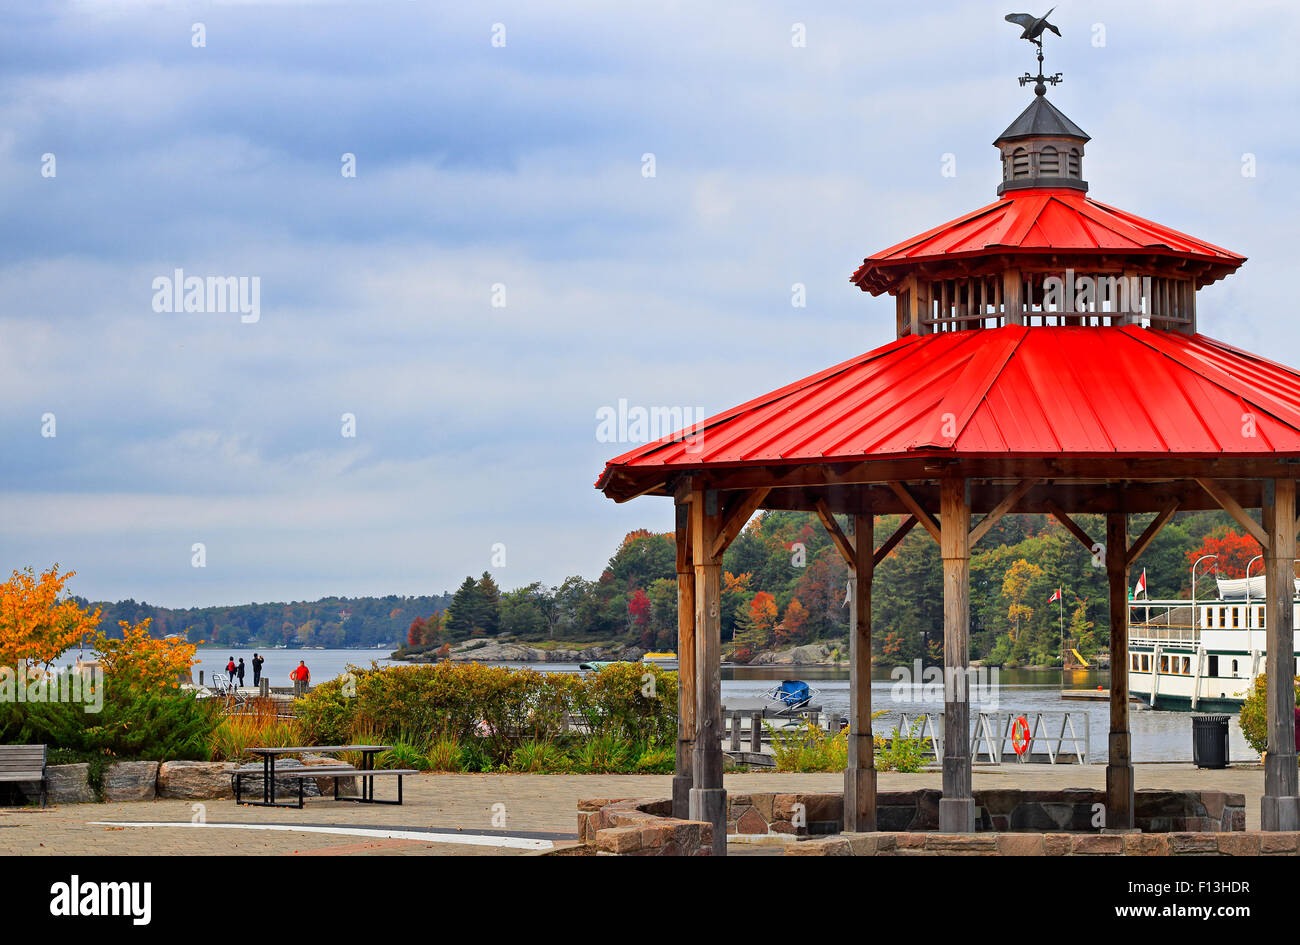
[1,1,1296,608]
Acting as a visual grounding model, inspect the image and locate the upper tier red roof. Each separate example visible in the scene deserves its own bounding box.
[596,326,1300,495]
[851,188,1246,295]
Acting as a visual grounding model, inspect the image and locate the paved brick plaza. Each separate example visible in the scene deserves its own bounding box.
[0,764,1265,856]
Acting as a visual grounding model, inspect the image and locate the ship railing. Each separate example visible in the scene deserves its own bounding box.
[1128,624,1200,646]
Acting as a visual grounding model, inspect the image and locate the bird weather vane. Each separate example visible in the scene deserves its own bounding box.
[1005,8,1063,95]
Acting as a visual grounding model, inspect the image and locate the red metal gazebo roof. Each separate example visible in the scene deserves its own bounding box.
[851,188,1246,295]
[597,326,1300,497]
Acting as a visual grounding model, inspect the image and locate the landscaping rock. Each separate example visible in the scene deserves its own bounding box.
[45,763,95,804]
[102,761,159,802]
[156,761,235,800]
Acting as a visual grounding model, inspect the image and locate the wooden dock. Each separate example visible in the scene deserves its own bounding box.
[1061,688,1143,704]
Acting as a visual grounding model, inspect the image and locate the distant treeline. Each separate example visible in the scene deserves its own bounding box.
[82,506,1260,666]
[77,594,454,649]
[397,509,1260,669]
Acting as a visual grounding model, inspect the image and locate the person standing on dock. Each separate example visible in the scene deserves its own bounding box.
[235,658,246,688]
[251,653,263,687]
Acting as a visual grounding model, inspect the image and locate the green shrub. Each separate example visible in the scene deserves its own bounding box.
[569,733,633,773]
[875,720,930,772]
[0,685,218,762]
[377,739,428,771]
[1236,673,1298,756]
[293,661,678,769]
[426,735,463,772]
[632,741,674,774]
[509,739,568,772]
[766,719,847,772]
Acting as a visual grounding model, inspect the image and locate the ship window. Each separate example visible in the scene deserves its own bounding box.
[1160,655,1169,673]
[1232,608,1239,628]
[1219,607,1226,627]
[1131,654,1139,671]
[1208,655,1219,676]
[1181,656,1191,675]
[1259,606,1265,627]
[1232,659,1239,675]
[1141,654,1150,672]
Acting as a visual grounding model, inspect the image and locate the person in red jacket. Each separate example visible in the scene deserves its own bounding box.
[290,661,310,684]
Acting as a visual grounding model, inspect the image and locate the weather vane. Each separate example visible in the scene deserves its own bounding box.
[1005,8,1063,95]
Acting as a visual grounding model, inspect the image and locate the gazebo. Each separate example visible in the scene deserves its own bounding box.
[596,49,1300,856]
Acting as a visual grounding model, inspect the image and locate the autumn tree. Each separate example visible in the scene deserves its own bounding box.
[1002,559,1044,640]
[1185,529,1263,583]
[0,566,101,670]
[95,618,197,690]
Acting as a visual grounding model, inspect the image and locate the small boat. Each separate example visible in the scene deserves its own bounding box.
[642,651,678,666]
[762,679,819,716]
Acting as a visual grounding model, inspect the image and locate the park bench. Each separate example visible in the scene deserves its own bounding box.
[0,744,47,808]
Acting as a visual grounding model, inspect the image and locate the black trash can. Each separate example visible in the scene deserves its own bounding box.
[1192,714,1230,769]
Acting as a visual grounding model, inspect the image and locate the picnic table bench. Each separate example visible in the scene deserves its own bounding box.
[0,744,47,807]
[233,745,414,809]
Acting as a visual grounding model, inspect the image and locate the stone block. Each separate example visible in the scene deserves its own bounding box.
[1260,832,1299,854]
[1071,834,1123,855]
[156,761,236,800]
[1167,833,1219,855]
[45,764,95,804]
[1122,833,1170,856]
[595,826,643,854]
[1216,834,1259,856]
[996,834,1044,856]
[102,761,158,802]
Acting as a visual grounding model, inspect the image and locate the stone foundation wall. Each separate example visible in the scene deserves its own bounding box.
[786,831,1295,856]
[578,797,712,855]
[728,788,1245,836]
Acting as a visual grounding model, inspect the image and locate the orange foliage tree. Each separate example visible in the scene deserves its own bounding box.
[1185,529,1263,580]
[95,619,197,691]
[0,566,101,670]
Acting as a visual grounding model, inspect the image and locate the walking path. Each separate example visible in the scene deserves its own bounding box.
[0,763,1264,856]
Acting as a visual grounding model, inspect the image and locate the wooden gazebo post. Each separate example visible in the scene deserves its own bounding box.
[672,498,695,819]
[1105,511,1134,828]
[689,488,727,855]
[1262,478,1299,830]
[939,475,974,832]
[843,498,876,831]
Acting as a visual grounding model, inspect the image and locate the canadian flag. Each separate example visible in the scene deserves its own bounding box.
[1048,588,1061,603]
[1134,569,1148,599]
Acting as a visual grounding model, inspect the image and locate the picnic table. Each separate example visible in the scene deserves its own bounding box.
[235,745,393,809]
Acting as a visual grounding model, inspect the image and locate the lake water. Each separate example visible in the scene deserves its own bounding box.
[183,648,1255,765]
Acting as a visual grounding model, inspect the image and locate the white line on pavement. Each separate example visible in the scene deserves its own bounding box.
[90,821,553,851]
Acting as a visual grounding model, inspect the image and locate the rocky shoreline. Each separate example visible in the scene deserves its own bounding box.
[394,639,852,666]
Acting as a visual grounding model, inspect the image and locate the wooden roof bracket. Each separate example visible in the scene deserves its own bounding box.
[1196,478,1269,549]
[710,488,771,560]
[970,478,1039,546]
[1045,499,1098,553]
[873,515,917,567]
[1126,500,1180,568]
[888,482,941,543]
[813,498,857,571]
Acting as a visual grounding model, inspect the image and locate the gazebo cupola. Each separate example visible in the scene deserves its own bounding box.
[851,53,1245,339]
[994,93,1089,194]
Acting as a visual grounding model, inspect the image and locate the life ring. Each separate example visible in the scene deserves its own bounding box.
[1011,715,1031,756]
